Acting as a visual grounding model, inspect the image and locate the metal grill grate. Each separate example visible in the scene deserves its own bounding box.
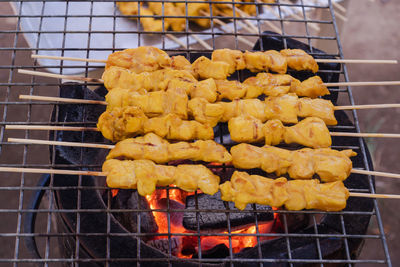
[0,0,393,266]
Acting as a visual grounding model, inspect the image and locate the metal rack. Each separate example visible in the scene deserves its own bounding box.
[0,0,393,266]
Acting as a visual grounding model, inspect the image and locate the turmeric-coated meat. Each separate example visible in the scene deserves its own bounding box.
[220,171,349,211]
[103,159,219,196]
[97,107,214,142]
[102,66,197,92]
[147,1,185,31]
[106,47,171,73]
[189,94,337,127]
[243,73,329,98]
[228,116,332,148]
[211,49,246,74]
[105,88,188,119]
[104,47,321,79]
[230,143,356,182]
[191,56,231,80]
[280,48,319,73]
[106,133,232,164]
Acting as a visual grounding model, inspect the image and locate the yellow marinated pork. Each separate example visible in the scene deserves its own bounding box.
[189,94,337,127]
[280,48,319,73]
[231,143,356,182]
[105,47,171,73]
[97,107,214,142]
[228,116,332,148]
[106,133,232,164]
[220,171,349,211]
[103,159,219,196]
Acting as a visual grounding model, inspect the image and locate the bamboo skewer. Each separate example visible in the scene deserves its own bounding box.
[211,10,258,34]
[8,138,114,149]
[19,95,400,112]
[333,104,400,110]
[6,125,400,139]
[0,166,397,199]
[19,95,107,105]
[9,137,400,180]
[197,9,256,47]
[330,132,400,138]
[276,0,320,31]
[18,69,103,83]
[0,167,104,176]
[31,54,107,63]
[332,9,348,22]
[30,54,398,65]
[227,6,260,34]
[324,81,400,87]
[18,69,400,88]
[5,125,98,131]
[314,59,397,64]
[351,169,400,179]
[166,33,187,49]
[213,21,255,46]
[9,138,114,149]
[349,192,400,200]
[332,1,347,14]
[190,32,213,50]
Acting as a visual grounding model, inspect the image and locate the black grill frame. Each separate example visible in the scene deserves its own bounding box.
[0,0,393,266]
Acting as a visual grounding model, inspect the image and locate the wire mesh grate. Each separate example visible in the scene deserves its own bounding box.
[0,0,393,266]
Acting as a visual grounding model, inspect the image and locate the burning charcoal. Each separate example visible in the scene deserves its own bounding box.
[147,237,182,256]
[156,198,185,228]
[192,243,230,259]
[273,212,310,233]
[183,192,274,231]
[111,189,158,235]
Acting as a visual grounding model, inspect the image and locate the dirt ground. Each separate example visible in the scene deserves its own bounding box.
[0,0,399,265]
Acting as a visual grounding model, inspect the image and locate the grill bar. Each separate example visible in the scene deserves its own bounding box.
[0,0,392,265]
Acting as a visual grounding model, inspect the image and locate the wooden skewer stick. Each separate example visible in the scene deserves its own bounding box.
[211,10,258,34]
[166,33,187,49]
[5,125,98,131]
[213,20,255,47]
[332,1,347,13]
[349,192,400,200]
[1,166,400,199]
[0,167,105,176]
[9,138,114,149]
[272,0,320,31]
[333,9,348,22]
[6,125,400,140]
[31,54,107,63]
[330,132,400,138]
[333,104,400,110]
[9,137,400,180]
[0,165,399,199]
[19,69,400,88]
[261,19,282,35]
[18,69,103,83]
[314,59,397,64]
[351,169,400,179]
[324,81,400,87]
[19,95,107,105]
[20,95,400,113]
[229,6,260,33]
[197,10,255,46]
[190,32,213,50]
[31,53,398,65]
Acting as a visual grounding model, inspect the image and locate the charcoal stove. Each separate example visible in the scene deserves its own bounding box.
[23,34,375,266]
[0,0,393,266]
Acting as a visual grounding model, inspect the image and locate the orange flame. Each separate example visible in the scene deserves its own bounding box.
[145,187,277,257]
[111,189,119,197]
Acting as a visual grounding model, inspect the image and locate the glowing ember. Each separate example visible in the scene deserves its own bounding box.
[111,189,119,197]
[145,187,277,258]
